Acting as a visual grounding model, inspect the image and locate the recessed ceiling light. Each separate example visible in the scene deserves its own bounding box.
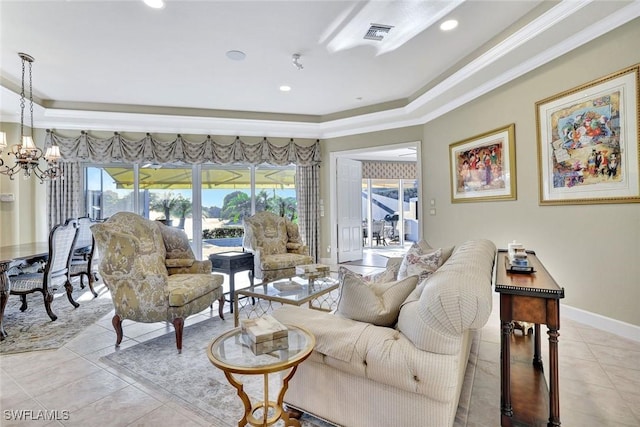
[440,19,458,31]
[279,85,292,92]
[226,50,246,61]
[143,0,164,9]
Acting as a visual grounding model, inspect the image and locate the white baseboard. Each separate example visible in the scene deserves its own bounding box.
[562,304,640,343]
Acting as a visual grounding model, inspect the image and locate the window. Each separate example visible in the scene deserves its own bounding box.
[84,163,297,259]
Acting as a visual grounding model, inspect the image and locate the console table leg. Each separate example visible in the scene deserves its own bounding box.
[500,320,514,418]
[533,323,543,368]
[548,328,561,426]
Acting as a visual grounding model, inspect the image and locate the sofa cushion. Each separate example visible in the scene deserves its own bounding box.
[363,257,402,283]
[397,245,443,281]
[336,268,419,327]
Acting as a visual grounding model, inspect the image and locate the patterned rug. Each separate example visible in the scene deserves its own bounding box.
[0,279,114,354]
[101,313,479,427]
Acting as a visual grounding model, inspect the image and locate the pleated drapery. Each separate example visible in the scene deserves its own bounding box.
[296,164,320,262]
[47,162,81,230]
[46,131,321,166]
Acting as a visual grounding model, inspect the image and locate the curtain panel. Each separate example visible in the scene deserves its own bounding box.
[47,162,81,230]
[46,131,321,167]
[296,165,320,262]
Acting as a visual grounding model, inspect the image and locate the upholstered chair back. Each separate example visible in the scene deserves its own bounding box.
[243,211,289,256]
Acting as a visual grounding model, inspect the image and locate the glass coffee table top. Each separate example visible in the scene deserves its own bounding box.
[233,275,339,326]
[207,324,315,373]
[247,276,337,302]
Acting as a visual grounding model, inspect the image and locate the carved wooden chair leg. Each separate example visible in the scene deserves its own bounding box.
[19,294,28,312]
[173,317,184,353]
[112,314,123,347]
[218,295,225,320]
[64,281,80,308]
[44,292,58,321]
[86,275,98,298]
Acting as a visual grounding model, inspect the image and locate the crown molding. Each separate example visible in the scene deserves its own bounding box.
[4,1,639,140]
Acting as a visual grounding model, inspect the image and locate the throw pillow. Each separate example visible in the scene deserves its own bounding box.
[285,220,303,244]
[336,268,419,327]
[362,257,402,283]
[397,244,443,281]
[158,223,196,260]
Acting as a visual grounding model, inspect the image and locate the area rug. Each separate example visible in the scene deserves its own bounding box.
[0,279,114,354]
[101,314,479,427]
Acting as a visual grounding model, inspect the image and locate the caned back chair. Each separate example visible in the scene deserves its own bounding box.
[10,218,79,321]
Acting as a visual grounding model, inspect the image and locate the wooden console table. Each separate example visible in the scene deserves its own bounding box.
[495,249,565,427]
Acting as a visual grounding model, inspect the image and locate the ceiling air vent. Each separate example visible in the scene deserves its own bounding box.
[364,24,393,41]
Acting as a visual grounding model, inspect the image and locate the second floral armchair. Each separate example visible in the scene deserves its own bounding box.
[242,211,313,284]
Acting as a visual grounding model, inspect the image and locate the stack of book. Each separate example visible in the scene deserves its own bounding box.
[507,241,533,273]
[240,315,289,355]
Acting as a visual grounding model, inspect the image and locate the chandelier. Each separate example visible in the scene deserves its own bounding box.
[0,53,62,182]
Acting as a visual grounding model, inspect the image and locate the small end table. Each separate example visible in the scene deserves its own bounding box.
[207,324,315,427]
[209,251,254,313]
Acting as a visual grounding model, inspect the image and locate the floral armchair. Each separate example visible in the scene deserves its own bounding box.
[91,212,224,352]
[242,211,314,284]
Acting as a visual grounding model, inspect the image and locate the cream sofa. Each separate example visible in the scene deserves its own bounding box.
[272,239,496,427]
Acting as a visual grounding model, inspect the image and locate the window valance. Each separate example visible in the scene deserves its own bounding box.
[362,161,416,179]
[46,130,321,166]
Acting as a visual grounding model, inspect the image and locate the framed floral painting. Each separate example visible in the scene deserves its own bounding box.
[449,123,516,203]
[536,64,640,205]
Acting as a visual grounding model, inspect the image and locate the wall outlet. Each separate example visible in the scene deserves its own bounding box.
[326,245,331,253]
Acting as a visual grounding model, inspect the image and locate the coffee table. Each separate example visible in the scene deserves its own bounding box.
[233,274,338,327]
[207,324,315,427]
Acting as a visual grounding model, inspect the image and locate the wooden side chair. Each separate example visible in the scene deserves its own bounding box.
[9,218,79,321]
[70,216,99,297]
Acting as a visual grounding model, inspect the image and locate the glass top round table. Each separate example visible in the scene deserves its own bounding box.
[207,324,315,426]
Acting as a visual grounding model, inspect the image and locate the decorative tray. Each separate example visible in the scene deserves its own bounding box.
[505,257,535,274]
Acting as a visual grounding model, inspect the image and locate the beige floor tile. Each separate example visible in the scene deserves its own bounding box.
[18,356,102,397]
[124,404,208,427]
[35,369,129,413]
[64,384,162,427]
[588,342,640,370]
[560,377,638,426]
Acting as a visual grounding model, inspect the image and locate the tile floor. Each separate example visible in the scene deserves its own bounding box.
[1,262,639,427]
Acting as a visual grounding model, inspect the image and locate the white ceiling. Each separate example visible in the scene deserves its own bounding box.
[0,0,638,144]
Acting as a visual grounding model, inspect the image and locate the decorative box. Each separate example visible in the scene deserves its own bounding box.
[240,315,289,355]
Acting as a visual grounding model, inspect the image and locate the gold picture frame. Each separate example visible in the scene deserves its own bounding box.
[536,64,640,205]
[449,124,517,203]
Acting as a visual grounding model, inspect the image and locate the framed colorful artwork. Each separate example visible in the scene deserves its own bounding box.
[536,64,640,205]
[449,123,516,203]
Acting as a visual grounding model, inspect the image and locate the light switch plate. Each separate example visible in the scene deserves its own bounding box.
[0,193,15,202]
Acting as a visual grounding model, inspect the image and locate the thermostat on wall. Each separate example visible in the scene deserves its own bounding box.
[0,193,15,202]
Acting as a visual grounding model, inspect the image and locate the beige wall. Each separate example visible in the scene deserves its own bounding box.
[0,124,48,246]
[425,20,640,326]
[322,20,640,326]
